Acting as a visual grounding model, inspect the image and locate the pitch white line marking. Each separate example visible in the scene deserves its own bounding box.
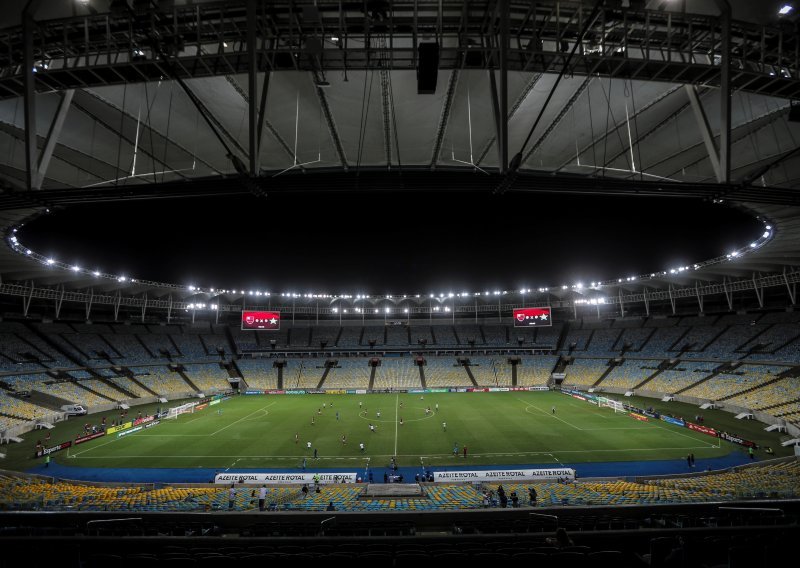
[210,402,276,436]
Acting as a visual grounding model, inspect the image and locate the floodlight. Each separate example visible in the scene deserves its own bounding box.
[763,231,770,238]
[93,271,100,276]
[118,276,126,282]
[779,5,793,15]
[750,243,757,248]
[404,308,408,313]
[71,265,80,271]
[46,258,55,265]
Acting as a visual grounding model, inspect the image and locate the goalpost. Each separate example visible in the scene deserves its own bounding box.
[598,397,627,414]
[165,402,197,420]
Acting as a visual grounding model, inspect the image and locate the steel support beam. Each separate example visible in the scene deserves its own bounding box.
[716,0,732,183]
[685,85,721,183]
[55,284,65,319]
[498,0,508,173]
[695,281,704,312]
[246,0,258,176]
[723,277,733,310]
[33,89,74,189]
[23,11,37,190]
[429,69,460,168]
[753,273,764,308]
[85,287,93,320]
[784,268,796,304]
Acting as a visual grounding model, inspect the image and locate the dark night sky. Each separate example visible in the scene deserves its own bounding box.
[18,191,762,295]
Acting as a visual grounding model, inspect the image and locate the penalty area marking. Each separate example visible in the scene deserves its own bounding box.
[210,402,276,436]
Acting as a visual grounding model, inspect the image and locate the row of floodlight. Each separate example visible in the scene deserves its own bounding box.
[6,220,773,299]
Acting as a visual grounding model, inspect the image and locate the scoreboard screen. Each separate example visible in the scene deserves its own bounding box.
[241,310,281,330]
[513,307,552,327]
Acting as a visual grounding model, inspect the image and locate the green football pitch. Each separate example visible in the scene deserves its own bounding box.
[35,391,757,470]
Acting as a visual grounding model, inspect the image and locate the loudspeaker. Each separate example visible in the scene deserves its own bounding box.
[417,42,439,94]
[789,104,800,123]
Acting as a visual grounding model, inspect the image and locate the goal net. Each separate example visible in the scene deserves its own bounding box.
[599,397,626,414]
[165,402,196,420]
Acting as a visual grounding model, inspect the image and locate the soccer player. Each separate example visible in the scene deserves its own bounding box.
[399,417,404,426]
[552,406,556,414]
[376,410,381,418]
[341,434,347,445]
[307,441,312,450]
[359,442,365,453]
[435,403,439,412]
[442,421,447,431]
[359,401,363,408]
[295,432,299,444]
[311,416,315,425]
[453,442,458,456]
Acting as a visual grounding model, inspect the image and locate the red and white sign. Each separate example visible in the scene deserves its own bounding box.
[241,310,281,330]
[513,307,552,327]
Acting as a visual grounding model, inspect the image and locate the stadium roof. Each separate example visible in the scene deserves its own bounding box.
[0,0,799,304]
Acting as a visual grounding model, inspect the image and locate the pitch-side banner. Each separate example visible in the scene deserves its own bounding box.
[434,468,575,482]
[214,472,358,484]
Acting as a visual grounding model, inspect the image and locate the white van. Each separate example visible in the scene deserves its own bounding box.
[61,404,87,416]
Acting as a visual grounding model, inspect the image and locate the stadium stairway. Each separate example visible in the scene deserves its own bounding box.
[176,368,201,392]
[717,373,786,403]
[632,366,667,391]
[463,364,479,387]
[316,365,332,390]
[590,361,615,388]
[674,363,733,395]
[121,372,160,397]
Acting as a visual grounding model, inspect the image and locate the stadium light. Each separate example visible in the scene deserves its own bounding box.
[404,308,409,313]
[46,258,55,265]
[763,231,770,238]
[333,307,338,313]
[779,5,793,15]
[93,271,100,276]
[374,309,379,313]
[71,265,80,271]
[751,242,757,248]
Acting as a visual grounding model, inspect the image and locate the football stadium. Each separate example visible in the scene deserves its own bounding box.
[1,0,800,565]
